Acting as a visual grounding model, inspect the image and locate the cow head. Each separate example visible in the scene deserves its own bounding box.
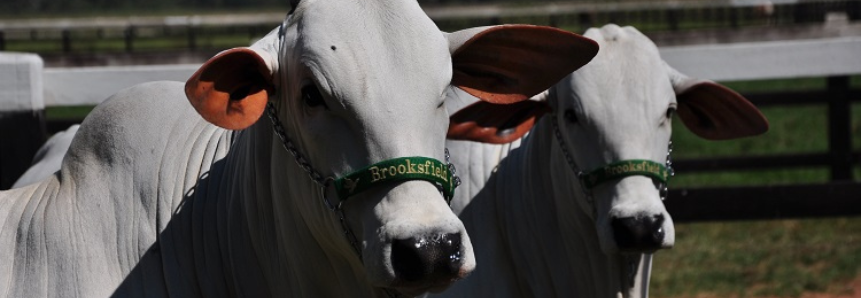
[183,0,597,294]
[552,24,767,254]
[448,24,767,255]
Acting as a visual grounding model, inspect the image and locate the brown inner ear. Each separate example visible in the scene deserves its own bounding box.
[451,25,598,104]
[185,48,274,130]
[448,100,551,144]
[677,83,769,140]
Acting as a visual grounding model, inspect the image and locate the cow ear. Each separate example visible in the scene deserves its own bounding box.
[185,48,275,130]
[447,88,551,144]
[668,64,769,140]
[447,25,598,104]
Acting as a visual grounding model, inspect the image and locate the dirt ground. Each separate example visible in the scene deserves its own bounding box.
[672,276,861,298]
[798,278,861,298]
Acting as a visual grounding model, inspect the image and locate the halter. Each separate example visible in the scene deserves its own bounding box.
[272,15,461,263]
[550,115,674,202]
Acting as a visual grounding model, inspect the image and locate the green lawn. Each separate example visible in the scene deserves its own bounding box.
[650,76,861,298]
[652,218,861,298]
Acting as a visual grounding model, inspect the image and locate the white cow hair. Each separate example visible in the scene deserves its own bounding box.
[433,24,746,298]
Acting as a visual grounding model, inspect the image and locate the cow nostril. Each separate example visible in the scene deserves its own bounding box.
[391,233,462,282]
[611,214,665,252]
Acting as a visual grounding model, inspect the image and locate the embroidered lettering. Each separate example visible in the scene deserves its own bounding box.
[370,166,382,182]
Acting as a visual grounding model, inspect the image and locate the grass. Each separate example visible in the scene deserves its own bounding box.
[652,218,861,298]
[649,76,861,298]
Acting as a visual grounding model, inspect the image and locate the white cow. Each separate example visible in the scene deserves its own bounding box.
[0,0,599,296]
[437,24,769,298]
[12,124,81,188]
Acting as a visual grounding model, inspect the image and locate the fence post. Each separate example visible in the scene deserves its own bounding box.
[61,29,72,53]
[827,76,853,181]
[124,26,135,53]
[0,53,46,190]
[730,7,740,28]
[187,25,197,50]
[578,11,594,29]
[667,9,680,31]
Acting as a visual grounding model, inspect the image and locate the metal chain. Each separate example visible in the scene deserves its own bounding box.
[266,103,363,256]
[444,148,462,205]
[550,115,585,178]
[336,207,363,260]
[550,115,596,209]
[266,102,327,186]
[659,141,675,201]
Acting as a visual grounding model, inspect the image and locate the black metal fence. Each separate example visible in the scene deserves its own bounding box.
[667,75,861,223]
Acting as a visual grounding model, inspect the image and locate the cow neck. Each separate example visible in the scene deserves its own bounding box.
[546,115,663,297]
[540,117,647,297]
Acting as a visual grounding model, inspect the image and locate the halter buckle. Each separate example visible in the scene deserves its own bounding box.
[319,177,340,211]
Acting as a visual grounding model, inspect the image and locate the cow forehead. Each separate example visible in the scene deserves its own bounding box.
[561,25,675,162]
[574,26,674,114]
[296,0,452,105]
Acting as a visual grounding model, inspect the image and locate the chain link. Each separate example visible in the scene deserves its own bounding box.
[550,115,595,211]
[266,103,328,186]
[336,207,363,260]
[659,141,675,201]
[551,116,585,177]
[444,148,462,204]
[267,103,364,257]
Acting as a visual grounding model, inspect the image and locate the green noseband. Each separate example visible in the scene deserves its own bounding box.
[333,157,456,201]
[579,159,671,190]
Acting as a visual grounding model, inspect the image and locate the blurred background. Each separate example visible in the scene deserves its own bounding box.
[0,1,859,297]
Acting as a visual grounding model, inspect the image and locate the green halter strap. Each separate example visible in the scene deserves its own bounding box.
[579,159,671,190]
[333,157,456,202]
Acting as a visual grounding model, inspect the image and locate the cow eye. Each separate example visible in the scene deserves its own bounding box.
[563,109,578,124]
[666,107,676,119]
[302,85,328,109]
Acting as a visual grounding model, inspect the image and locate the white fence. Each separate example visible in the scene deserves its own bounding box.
[27,36,861,108]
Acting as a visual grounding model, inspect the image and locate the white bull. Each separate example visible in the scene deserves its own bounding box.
[0,0,598,296]
[437,24,769,297]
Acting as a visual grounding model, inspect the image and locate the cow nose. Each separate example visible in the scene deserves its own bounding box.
[391,233,463,282]
[612,214,666,252]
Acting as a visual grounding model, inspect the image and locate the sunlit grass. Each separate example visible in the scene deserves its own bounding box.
[652,76,861,298]
[652,218,861,298]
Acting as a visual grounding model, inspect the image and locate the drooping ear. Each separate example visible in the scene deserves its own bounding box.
[447,25,598,104]
[668,64,769,140]
[185,48,276,130]
[447,88,551,144]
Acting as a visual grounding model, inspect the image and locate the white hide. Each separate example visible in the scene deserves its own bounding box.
[435,24,767,298]
[0,1,597,296]
[12,124,80,188]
